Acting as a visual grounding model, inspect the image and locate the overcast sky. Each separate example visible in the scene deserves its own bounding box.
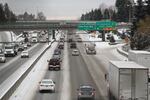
[1,0,116,20]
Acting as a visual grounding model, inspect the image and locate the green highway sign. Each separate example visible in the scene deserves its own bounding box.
[78,22,96,30]
[78,20,117,30]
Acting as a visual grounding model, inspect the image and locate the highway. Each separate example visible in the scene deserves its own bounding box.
[31,32,108,100]
[0,43,46,84]
[8,31,127,100]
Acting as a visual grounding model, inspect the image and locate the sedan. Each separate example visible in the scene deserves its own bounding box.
[0,54,6,63]
[72,49,79,56]
[77,84,95,100]
[21,51,29,58]
[39,79,56,93]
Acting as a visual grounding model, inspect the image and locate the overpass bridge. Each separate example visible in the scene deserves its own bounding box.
[0,20,131,31]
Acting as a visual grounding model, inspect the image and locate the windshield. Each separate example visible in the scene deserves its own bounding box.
[5,46,13,49]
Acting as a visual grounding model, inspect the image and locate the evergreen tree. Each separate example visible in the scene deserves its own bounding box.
[115,0,131,22]
[0,3,6,23]
[103,9,110,19]
[145,0,150,15]
[4,3,11,22]
[136,0,145,22]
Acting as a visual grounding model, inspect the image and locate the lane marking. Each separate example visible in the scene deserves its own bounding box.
[60,41,71,100]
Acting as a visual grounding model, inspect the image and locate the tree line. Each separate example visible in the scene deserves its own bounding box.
[0,3,46,23]
[0,3,16,23]
[81,7,117,21]
[130,0,150,50]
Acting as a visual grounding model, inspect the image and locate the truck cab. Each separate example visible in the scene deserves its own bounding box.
[4,44,18,57]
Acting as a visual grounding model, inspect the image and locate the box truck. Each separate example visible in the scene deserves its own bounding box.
[109,61,148,100]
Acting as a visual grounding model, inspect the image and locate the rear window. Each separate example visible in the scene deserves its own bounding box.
[80,87,93,91]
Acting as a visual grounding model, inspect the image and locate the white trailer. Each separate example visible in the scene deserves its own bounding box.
[31,32,39,42]
[109,61,148,100]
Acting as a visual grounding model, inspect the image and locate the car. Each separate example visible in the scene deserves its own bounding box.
[23,44,28,49]
[48,56,61,70]
[27,42,31,47]
[68,38,73,42]
[54,49,61,55]
[39,39,47,43]
[77,84,96,100]
[72,49,79,56]
[70,42,76,49]
[77,38,82,42]
[18,46,24,51]
[58,42,64,49]
[39,79,55,93]
[0,54,6,63]
[21,51,29,58]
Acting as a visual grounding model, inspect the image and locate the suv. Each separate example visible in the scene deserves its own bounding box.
[58,42,64,49]
[48,57,61,70]
[77,84,96,100]
[18,46,24,51]
[54,49,61,55]
[70,42,76,49]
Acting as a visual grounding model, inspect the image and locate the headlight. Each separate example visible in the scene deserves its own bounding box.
[11,51,14,53]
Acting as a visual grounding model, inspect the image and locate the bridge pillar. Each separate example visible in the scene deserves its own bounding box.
[52,30,56,39]
[102,31,105,41]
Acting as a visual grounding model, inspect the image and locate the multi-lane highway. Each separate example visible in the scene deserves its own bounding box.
[0,43,46,84]
[2,30,128,100]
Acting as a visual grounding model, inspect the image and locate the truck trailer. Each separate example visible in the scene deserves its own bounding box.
[109,61,148,100]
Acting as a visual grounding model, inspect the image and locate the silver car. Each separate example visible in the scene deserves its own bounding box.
[0,54,6,63]
[21,51,29,58]
[72,49,79,56]
[77,84,96,100]
[39,79,56,93]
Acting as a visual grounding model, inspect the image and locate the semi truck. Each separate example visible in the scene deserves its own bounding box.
[108,61,148,100]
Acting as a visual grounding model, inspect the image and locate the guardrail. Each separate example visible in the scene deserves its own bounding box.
[117,47,128,57]
[0,40,56,100]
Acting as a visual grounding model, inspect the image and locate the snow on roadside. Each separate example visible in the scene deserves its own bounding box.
[78,31,127,61]
[9,33,61,100]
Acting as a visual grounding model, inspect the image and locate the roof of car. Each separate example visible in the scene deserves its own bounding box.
[73,49,78,51]
[22,51,28,53]
[41,79,53,82]
[80,84,93,88]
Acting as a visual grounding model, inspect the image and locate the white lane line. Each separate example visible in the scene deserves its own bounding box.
[60,42,71,100]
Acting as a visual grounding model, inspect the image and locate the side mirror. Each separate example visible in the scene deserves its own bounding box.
[54,81,56,84]
[47,60,49,62]
[77,89,79,91]
[93,89,95,91]
[39,81,41,84]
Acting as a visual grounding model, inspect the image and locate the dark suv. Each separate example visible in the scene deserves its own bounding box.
[77,84,95,100]
[70,42,76,48]
[48,56,61,70]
